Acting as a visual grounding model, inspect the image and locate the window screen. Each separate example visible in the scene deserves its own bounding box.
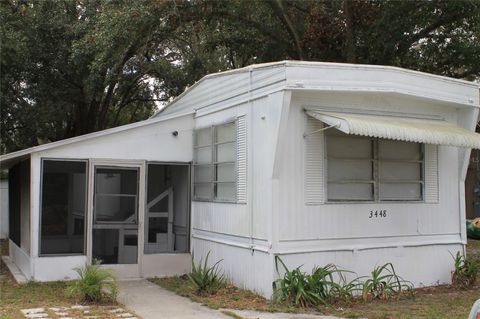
[326,130,423,202]
[193,122,237,201]
[94,168,138,223]
[40,160,87,255]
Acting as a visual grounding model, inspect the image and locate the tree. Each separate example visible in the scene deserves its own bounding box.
[1,0,479,154]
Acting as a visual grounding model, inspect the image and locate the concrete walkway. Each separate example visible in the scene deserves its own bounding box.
[117,279,230,319]
[117,279,347,319]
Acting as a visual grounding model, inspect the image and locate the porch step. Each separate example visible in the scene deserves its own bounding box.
[1,255,28,283]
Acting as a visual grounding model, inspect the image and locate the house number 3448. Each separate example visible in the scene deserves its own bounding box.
[369,210,387,218]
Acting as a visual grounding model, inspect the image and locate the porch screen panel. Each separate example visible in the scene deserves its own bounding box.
[40,160,87,255]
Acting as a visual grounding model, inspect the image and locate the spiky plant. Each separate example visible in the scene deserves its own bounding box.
[66,259,117,302]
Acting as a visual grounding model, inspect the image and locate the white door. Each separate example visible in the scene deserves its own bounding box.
[88,161,145,278]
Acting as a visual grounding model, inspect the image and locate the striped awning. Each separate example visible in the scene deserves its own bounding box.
[306,111,480,149]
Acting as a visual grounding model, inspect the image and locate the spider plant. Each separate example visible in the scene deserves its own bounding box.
[451,251,478,288]
[272,256,358,307]
[188,251,226,295]
[361,262,413,301]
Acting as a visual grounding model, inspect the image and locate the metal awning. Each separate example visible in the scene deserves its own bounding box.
[306,110,480,149]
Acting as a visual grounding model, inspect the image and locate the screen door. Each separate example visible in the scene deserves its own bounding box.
[92,166,139,265]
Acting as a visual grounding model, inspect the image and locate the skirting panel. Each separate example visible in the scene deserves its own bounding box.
[277,244,463,288]
[192,236,274,298]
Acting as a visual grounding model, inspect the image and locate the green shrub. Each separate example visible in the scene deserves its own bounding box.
[66,259,117,302]
[188,251,226,295]
[451,251,478,288]
[272,256,358,307]
[361,262,413,301]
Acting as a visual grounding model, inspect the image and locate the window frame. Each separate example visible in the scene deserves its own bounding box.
[193,120,238,203]
[38,158,89,257]
[325,134,425,203]
[93,165,140,225]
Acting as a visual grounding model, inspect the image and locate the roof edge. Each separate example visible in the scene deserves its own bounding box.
[152,60,479,118]
[0,110,194,164]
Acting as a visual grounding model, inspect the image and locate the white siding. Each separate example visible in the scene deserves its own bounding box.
[236,116,247,203]
[278,243,462,289]
[192,237,273,297]
[424,144,439,203]
[277,92,460,244]
[35,114,194,162]
[285,63,478,108]
[304,116,325,204]
[33,255,87,281]
[9,240,31,279]
[162,65,286,117]
[192,202,250,237]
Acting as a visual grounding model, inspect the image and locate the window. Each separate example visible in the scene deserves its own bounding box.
[326,130,423,202]
[40,160,87,255]
[193,122,237,201]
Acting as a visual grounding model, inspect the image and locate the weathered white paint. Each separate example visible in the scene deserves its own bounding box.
[306,110,480,148]
[35,114,194,161]
[276,93,462,243]
[29,154,41,260]
[278,244,463,288]
[284,62,478,108]
[0,180,8,239]
[33,255,87,281]
[192,237,273,297]
[1,62,479,299]
[142,253,191,278]
[424,144,439,203]
[8,115,195,282]
[9,240,31,279]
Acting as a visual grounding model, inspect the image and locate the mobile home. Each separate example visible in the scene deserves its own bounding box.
[1,61,479,297]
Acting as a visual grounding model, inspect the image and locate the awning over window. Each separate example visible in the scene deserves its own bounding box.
[306,110,480,149]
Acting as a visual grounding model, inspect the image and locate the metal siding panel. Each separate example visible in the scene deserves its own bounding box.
[279,244,461,289]
[279,99,459,242]
[236,116,247,203]
[192,236,274,298]
[285,64,478,107]
[304,115,325,204]
[424,144,439,203]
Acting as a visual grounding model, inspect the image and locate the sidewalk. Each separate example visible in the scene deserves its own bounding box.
[117,279,230,319]
[117,279,348,319]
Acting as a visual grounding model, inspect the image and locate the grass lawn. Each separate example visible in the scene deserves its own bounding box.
[151,239,480,319]
[0,240,131,319]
